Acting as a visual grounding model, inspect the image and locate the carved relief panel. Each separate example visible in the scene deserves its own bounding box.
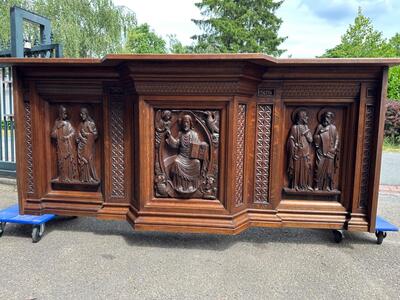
[154,109,220,199]
[50,104,102,191]
[283,106,344,198]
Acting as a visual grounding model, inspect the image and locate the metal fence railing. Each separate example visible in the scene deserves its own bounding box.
[0,67,16,177]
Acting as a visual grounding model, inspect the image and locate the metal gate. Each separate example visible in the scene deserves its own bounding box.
[0,67,15,176]
[0,7,63,177]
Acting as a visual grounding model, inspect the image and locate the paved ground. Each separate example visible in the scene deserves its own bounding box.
[0,184,399,300]
[381,152,400,186]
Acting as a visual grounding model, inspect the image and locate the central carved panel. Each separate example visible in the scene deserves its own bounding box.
[154,109,220,199]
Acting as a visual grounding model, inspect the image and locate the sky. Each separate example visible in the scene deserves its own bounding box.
[113,0,400,58]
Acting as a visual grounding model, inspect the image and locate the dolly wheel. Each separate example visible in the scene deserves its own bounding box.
[0,222,6,237]
[32,224,45,243]
[375,231,387,245]
[332,230,344,243]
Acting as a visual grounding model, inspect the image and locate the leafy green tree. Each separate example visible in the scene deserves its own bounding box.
[0,0,30,49]
[191,0,286,56]
[322,8,400,100]
[389,33,400,55]
[167,34,191,54]
[388,34,400,99]
[322,8,395,58]
[388,67,400,100]
[0,0,137,57]
[124,23,166,54]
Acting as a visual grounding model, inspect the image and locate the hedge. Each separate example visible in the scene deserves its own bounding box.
[385,100,400,144]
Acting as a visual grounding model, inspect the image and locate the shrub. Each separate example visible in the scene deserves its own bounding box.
[385,100,400,144]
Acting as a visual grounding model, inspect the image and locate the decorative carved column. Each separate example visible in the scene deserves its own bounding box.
[109,88,126,200]
[359,106,375,209]
[234,104,246,207]
[254,104,272,204]
[24,101,35,195]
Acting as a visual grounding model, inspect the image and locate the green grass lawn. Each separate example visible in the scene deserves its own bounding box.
[383,138,400,152]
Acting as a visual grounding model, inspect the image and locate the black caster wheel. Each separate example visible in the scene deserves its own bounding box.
[0,222,6,237]
[32,224,45,243]
[375,231,387,245]
[332,230,344,243]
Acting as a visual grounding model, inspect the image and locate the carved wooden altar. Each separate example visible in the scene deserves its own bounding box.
[4,54,400,235]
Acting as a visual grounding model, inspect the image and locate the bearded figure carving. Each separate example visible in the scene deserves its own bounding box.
[287,109,313,191]
[314,111,340,191]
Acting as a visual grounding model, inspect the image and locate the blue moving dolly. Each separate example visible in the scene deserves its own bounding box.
[375,216,398,245]
[330,215,398,244]
[0,204,55,243]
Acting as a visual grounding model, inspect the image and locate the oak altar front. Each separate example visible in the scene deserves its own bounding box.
[4,54,399,234]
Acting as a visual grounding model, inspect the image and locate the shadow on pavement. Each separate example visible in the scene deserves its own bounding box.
[2,214,379,250]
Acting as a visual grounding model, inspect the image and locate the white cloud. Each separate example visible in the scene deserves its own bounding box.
[114,0,202,45]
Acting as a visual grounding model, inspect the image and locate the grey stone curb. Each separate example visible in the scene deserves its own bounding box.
[0,177,17,186]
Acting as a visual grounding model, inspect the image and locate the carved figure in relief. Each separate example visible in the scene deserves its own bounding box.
[155,110,172,148]
[287,109,313,191]
[51,105,78,182]
[165,114,209,195]
[76,107,99,183]
[314,111,339,191]
[154,173,168,197]
[202,175,217,199]
[205,111,220,146]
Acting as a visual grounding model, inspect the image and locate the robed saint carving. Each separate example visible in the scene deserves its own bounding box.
[51,105,78,182]
[165,115,207,194]
[77,108,99,184]
[154,110,219,199]
[314,111,339,191]
[51,105,100,189]
[287,109,313,191]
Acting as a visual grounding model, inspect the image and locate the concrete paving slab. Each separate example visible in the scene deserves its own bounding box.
[0,184,399,299]
[381,152,400,186]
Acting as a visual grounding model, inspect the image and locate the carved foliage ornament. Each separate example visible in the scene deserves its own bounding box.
[51,105,100,188]
[286,108,340,193]
[154,109,219,199]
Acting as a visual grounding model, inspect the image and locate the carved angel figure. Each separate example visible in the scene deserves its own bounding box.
[51,105,78,182]
[165,114,208,194]
[76,107,99,183]
[287,109,313,191]
[314,111,339,191]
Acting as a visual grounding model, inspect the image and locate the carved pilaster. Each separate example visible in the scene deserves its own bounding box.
[234,104,246,207]
[24,102,35,194]
[254,105,272,203]
[359,106,375,208]
[110,100,125,198]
